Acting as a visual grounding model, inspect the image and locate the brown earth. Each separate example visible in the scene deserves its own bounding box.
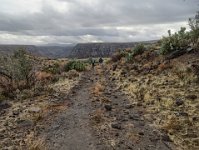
[41,66,176,150]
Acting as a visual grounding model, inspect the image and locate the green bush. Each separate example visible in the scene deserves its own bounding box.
[160,27,190,55]
[0,49,35,97]
[132,44,146,56]
[64,60,86,72]
[189,11,199,49]
[42,63,60,74]
[125,53,133,62]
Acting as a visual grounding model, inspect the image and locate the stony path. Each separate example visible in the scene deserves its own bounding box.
[43,68,175,150]
[44,72,103,150]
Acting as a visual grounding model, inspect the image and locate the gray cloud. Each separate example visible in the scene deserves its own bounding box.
[0,0,198,44]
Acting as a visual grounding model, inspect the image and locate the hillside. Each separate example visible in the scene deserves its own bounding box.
[0,45,73,58]
[70,41,157,58]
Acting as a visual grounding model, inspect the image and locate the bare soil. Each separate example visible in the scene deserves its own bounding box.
[43,68,176,150]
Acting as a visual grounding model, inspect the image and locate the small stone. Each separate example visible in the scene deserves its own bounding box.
[12,109,19,116]
[186,95,197,100]
[112,78,116,81]
[0,101,11,110]
[129,114,140,121]
[114,95,118,99]
[185,133,197,138]
[193,117,199,122]
[137,103,143,107]
[111,123,122,130]
[139,122,145,126]
[179,112,188,117]
[28,107,41,113]
[125,104,134,109]
[161,135,172,142]
[104,105,112,111]
[138,131,144,136]
[17,119,33,127]
[175,99,184,106]
[115,133,119,136]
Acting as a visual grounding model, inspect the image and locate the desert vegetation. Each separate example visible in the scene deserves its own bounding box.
[107,12,199,150]
[0,8,198,150]
[0,49,87,149]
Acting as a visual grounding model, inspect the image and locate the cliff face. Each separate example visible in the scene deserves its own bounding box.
[0,45,72,58]
[70,43,137,58]
[70,41,158,58]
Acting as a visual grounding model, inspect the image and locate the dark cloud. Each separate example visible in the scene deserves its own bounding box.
[0,0,198,44]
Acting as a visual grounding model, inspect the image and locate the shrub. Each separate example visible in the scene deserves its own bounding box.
[160,28,190,55]
[64,60,86,72]
[67,70,79,79]
[189,11,199,49]
[0,49,35,97]
[125,53,133,62]
[132,43,146,56]
[42,63,61,74]
[111,50,126,62]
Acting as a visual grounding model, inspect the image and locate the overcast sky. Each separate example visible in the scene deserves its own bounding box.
[0,0,198,45]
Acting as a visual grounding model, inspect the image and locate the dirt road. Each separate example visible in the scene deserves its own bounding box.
[43,68,175,150]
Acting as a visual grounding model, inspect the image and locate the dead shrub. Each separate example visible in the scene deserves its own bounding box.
[111,52,124,62]
[92,83,104,96]
[161,117,182,133]
[67,70,79,79]
[35,71,53,84]
[91,109,104,124]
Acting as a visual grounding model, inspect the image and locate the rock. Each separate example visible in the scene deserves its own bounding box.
[139,122,145,126]
[138,131,144,136]
[192,117,199,122]
[2,138,12,146]
[104,105,112,111]
[112,78,116,81]
[12,109,19,116]
[112,64,117,71]
[175,99,184,106]
[161,134,172,142]
[179,112,188,117]
[186,47,194,53]
[166,50,186,60]
[17,119,33,127]
[129,114,140,121]
[111,123,122,130]
[28,107,41,113]
[185,133,197,138]
[6,146,17,150]
[0,101,11,110]
[186,95,197,100]
[125,104,134,109]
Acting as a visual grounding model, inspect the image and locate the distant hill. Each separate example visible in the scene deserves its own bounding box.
[0,41,157,59]
[0,45,73,58]
[70,41,157,58]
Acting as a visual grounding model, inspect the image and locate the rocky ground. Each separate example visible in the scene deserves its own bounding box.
[0,51,198,150]
[41,66,176,150]
[0,73,80,150]
[109,51,199,150]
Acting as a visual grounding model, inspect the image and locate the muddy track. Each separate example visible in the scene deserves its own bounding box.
[43,69,176,150]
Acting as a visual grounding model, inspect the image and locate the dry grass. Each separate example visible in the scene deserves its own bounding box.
[100,96,111,104]
[35,71,53,83]
[27,139,46,150]
[111,54,199,149]
[43,103,68,115]
[91,109,105,124]
[24,132,46,150]
[91,82,104,96]
[161,117,182,133]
